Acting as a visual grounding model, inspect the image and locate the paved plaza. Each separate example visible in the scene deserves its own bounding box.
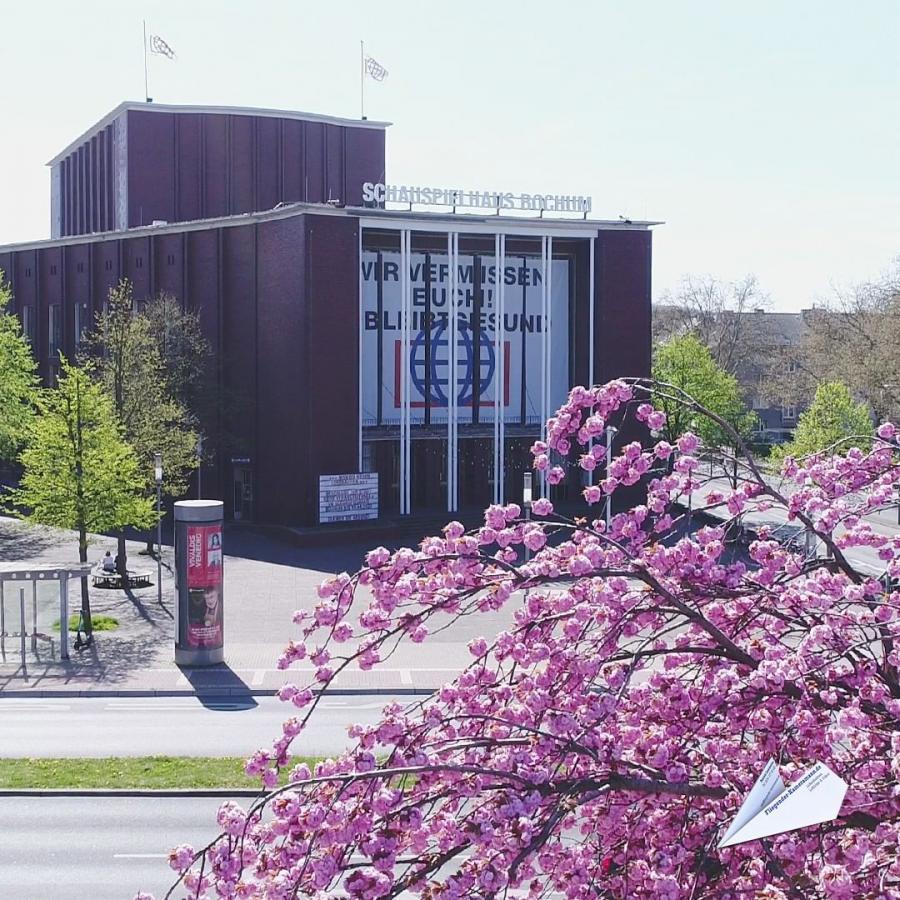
[3,477,896,699]
[0,516,515,697]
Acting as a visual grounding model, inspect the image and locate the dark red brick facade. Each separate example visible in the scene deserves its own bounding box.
[2,103,653,526]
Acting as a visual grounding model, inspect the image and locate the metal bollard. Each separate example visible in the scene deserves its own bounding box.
[31,581,38,652]
[19,587,26,672]
[60,574,69,661]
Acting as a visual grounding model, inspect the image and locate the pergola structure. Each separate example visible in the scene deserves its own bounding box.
[0,565,92,664]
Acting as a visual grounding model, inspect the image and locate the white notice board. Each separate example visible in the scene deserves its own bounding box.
[318,473,379,523]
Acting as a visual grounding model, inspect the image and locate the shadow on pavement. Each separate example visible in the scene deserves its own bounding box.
[222,526,377,574]
[0,521,65,563]
[122,586,174,624]
[221,515,487,573]
[0,627,170,692]
[177,663,258,709]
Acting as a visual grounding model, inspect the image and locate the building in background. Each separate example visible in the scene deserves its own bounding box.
[0,101,655,525]
[735,310,810,444]
[653,299,811,445]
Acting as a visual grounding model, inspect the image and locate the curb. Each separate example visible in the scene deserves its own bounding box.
[0,687,434,699]
[0,788,262,798]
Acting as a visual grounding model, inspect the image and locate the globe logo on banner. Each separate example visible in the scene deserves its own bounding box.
[408,321,496,407]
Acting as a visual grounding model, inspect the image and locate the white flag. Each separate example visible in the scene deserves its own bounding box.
[719,760,848,848]
[150,34,176,59]
[364,56,388,81]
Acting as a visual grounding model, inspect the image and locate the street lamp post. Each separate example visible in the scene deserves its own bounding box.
[196,435,203,500]
[522,472,533,562]
[154,452,163,607]
[605,425,618,531]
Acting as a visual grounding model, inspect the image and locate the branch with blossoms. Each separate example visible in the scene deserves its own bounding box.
[148,379,900,900]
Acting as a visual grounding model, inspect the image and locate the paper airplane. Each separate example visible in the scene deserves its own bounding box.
[718,760,848,848]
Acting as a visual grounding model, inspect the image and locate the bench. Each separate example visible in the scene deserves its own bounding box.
[91,566,153,589]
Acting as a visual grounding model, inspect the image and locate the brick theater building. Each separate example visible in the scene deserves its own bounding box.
[0,101,656,526]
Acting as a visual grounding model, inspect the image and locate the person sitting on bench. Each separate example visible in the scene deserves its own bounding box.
[102,551,116,573]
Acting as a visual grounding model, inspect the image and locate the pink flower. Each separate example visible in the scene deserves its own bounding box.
[569,554,592,575]
[365,546,391,568]
[333,622,354,642]
[532,497,554,516]
[168,844,195,872]
[677,432,700,453]
[547,466,566,485]
[443,520,465,539]
[654,441,674,459]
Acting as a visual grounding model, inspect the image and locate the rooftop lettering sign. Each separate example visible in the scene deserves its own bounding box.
[362,182,592,214]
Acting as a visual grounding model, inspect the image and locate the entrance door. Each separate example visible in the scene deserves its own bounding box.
[232,466,254,521]
[458,437,493,511]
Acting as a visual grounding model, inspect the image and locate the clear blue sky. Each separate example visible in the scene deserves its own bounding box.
[1,0,898,310]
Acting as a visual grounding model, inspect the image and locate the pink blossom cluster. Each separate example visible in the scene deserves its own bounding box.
[147,380,900,899]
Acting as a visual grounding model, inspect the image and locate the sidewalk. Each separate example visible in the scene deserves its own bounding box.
[0,517,501,697]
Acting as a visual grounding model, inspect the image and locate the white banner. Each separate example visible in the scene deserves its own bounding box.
[361,251,569,427]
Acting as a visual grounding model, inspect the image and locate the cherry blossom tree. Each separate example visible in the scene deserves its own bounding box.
[146,379,900,899]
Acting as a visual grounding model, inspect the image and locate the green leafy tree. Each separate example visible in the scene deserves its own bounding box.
[775,380,872,461]
[142,292,211,416]
[0,273,39,461]
[9,359,154,636]
[84,281,200,568]
[652,333,754,453]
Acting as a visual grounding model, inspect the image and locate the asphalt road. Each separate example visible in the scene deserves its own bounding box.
[695,473,899,577]
[0,796,222,900]
[0,797,562,900]
[0,694,414,758]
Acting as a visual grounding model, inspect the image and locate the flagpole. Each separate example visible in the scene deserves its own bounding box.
[143,20,150,102]
[360,40,365,119]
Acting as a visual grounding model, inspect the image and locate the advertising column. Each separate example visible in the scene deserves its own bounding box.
[174,500,224,665]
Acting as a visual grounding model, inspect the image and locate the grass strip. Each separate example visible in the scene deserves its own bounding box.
[52,614,119,632]
[0,756,320,790]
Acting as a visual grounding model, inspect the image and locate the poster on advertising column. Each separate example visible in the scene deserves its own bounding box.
[360,251,570,427]
[186,524,223,648]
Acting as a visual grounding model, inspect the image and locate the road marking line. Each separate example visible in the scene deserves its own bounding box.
[251,669,266,686]
[0,705,71,711]
[400,669,413,685]
[113,853,167,859]
[105,706,199,712]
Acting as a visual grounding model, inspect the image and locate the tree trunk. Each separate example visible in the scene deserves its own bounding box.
[79,527,92,636]
[117,532,129,587]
